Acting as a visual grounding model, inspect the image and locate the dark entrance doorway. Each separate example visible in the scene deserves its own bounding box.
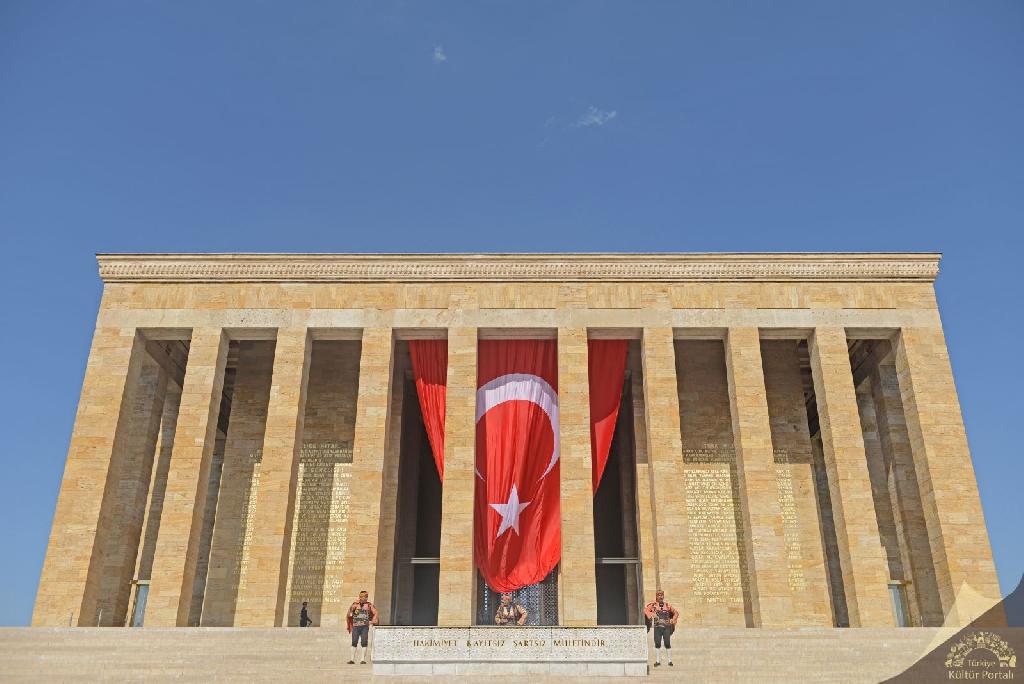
[391,344,442,625]
[594,345,643,625]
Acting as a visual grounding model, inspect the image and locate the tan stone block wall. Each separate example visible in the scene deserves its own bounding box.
[437,327,477,625]
[676,340,750,626]
[99,281,939,315]
[724,329,793,626]
[557,328,597,626]
[760,341,832,626]
[895,327,1002,625]
[146,329,229,626]
[808,327,893,626]
[201,341,275,625]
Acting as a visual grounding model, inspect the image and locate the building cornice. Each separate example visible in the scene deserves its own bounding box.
[96,252,941,284]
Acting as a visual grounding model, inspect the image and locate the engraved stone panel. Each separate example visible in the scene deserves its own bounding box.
[760,340,833,626]
[285,441,353,619]
[683,445,746,606]
[373,626,648,676]
[235,456,261,594]
[773,448,806,592]
[283,340,361,626]
[676,340,750,625]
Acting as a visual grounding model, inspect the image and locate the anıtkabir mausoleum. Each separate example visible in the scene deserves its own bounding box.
[28,252,1005,678]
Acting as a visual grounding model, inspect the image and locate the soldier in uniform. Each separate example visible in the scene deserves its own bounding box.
[494,593,528,626]
[644,590,679,667]
[346,590,378,665]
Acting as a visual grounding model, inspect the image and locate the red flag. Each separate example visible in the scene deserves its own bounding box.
[588,340,628,492]
[474,339,560,592]
[409,340,448,480]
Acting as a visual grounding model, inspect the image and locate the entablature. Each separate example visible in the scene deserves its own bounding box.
[97,252,941,284]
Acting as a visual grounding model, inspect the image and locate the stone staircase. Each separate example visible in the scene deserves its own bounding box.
[0,627,948,682]
[651,627,947,682]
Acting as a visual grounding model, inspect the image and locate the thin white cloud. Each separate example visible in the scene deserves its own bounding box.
[573,106,617,128]
[433,45,447,63]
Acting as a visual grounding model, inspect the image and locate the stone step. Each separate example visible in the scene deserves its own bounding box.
[0,627,948,683]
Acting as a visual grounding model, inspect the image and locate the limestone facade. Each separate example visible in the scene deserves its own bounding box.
[33,253,1000,630]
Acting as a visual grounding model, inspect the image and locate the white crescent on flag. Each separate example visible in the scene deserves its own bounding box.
[476,373,560,480]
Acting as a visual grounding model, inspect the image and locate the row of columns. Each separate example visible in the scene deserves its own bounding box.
[35,324,1000,628]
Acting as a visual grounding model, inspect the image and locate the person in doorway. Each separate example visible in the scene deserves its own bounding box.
[299,601,313,627]
[494,593,528,626]
[644,590,679,667]
[346,590,378,664]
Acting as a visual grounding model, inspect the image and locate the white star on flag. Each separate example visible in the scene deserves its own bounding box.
[489,484,531,539]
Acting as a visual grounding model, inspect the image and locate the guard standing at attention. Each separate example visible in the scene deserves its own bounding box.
[346,590,378,665]
[644,590,679,667]
[494,593,528,626]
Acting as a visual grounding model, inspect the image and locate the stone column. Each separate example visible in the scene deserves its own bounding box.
[33,328,149,626]
[188,435,226,624]
[368,346,408,626]
[808,327,893,626]
[437,327,478,625]
[724,328,793,626]
[854,382,904,584]
[340,328,397,609]
[146,328,229,626]
[232,329,311,626]
[870,360,944,626]
[617,390,641,623]
[557,328,598,625]
[134,379,183,586]
[629,349,660,610]
[639,328,690,609]
[95,356,168,626]
[894,327,1002,625]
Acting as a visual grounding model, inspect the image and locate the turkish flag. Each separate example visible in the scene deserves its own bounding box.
[474,339,560,592]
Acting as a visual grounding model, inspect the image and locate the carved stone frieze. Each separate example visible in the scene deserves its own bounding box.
[96,253,941,283]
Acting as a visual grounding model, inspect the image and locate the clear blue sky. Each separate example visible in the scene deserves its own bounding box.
[0,1,1021,626]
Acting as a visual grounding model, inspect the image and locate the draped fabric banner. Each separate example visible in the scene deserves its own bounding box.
[474,339,561,592]
[409,339,448,481]
[588,340,629,492]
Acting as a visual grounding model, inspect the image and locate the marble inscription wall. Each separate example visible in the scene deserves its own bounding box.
[675,341,751,625]
[284,341,361,626]
[760,340,833,626]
